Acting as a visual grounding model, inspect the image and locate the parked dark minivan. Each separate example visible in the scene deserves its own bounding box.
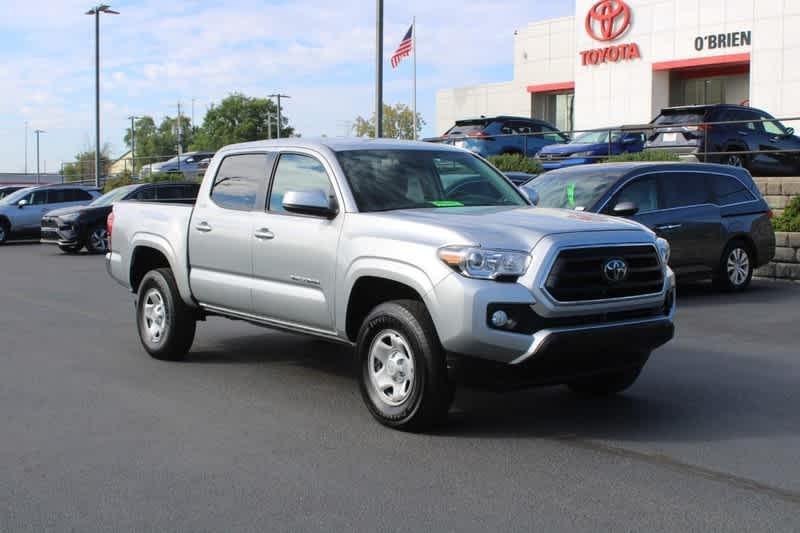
[525,162,776,290]
[645,104,800,176]
[430,116,569,158]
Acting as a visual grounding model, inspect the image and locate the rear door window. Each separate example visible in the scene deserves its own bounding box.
[48,190,69,203]
[659,173,710,209]
[710,174,755,205]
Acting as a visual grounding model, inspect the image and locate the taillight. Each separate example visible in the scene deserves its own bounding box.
[107,211,115,251]
[767,209,774,219]
[467,131,489,138]
[697,123,712,133]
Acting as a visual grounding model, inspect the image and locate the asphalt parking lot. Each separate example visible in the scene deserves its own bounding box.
[1,243,799,531]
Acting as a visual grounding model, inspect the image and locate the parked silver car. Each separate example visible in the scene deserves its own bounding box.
[139,152,214,181]
[0,184,101,244]
[107,139,675,431]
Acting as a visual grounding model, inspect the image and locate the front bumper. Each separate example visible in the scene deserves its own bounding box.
[40,222,80,247]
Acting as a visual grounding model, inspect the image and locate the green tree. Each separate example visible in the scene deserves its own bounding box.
[124,115,194,170]
[191,93,294,151]
[62,145,112,182]
[353,103,425,140]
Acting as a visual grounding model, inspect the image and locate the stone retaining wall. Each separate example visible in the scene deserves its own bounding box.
[755,232,800,281]
[754,177,800,217]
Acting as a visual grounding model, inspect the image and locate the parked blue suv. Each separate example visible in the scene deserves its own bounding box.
[535,129,646,170]
[430,116,569,158]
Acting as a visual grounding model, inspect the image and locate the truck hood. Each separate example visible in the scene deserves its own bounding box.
[363,206,649,252]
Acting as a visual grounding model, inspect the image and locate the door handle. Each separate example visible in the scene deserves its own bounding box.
[655,224,682,231]
[254,228,275,240]
[195,222,212,233]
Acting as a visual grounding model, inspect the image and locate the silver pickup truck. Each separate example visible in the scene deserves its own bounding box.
[107,138,675,430]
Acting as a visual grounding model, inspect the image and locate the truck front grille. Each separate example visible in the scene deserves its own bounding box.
[545,245,664,302]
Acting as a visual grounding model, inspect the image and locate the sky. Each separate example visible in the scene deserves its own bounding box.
[0,0,574,172]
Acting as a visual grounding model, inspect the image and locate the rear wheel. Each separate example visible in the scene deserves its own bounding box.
[136,268,196,361]
[357,300,453,431]
[567,363,645,396]
[714,240,753,291]
[722,151,747,170]
[86,227,109,254]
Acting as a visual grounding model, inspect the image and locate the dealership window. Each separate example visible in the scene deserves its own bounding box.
[532,92,573,134]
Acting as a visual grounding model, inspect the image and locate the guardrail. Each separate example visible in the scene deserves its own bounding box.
[427,115,800,172]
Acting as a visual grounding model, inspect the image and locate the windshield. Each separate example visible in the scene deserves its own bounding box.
[571,130,622,144]
[90,184,139,207]
[0,187,34,206]
[527,171,619,211]
[336,149,527,212]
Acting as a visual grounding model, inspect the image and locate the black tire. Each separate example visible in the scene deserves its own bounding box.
[136,268,196,361]
[356,300,453,431]
[722,150,748,170]
[85,227,109,254]
[0,220,9,244]
[58,244,82,254]
[713,240,754,291]
[567,363,644,396]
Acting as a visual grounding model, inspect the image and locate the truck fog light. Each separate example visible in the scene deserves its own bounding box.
[491,310,510,328]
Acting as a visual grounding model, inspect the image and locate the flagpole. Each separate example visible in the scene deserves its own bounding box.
[412,17,417,140]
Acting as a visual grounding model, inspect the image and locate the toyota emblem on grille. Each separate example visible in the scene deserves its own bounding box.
[602,258,629,283]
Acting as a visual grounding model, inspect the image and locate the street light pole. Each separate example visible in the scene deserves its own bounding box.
[24,121,28,175]
[128,115,138,173]
[34,130,45,185]
[375,0,384,138]
[86,4,120,188]
[269,94,290,139]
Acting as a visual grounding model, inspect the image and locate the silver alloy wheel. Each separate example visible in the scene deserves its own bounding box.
[727,247,750,287]
[368,329,416,407]
[89,228,109,252]
[726,154,744,168]
[142,288,168,344]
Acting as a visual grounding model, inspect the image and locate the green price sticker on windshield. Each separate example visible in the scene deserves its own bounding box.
[431,200,464,208]
[567,183,576,208]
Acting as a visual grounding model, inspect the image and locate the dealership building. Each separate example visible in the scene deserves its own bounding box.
[436,0,800,135]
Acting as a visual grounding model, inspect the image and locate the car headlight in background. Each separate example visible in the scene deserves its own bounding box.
[58,213,82,223]
[656,237,671,264]
[570,151,596,158]
[438,246,531,280]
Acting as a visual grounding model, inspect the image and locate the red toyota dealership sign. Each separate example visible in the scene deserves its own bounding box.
[580,0,641,66]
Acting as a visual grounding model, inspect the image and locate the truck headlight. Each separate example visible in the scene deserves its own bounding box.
[656,238,671,264]
[438,246,531,280]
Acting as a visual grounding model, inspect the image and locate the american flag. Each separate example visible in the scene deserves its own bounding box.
[391,25,414,69]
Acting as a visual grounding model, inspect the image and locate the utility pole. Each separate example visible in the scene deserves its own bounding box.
[191,98,196,132]
[34,130,45,185]
[128,115,138,173]
[24,121,28,175]
[375,0,384,138]
[86,4,120,188]
[269,94,290,139]
[267,112,273,139]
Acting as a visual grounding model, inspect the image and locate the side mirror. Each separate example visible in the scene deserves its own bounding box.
[282,189,338,219]
[784,127,795,137]
[17,199,28,208]
[522,186,539,206]
[612,201,639,217]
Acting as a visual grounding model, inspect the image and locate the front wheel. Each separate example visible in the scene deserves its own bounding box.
[136,268,196,361]
[58,244,82,254]
[567,363,644,396]
[85,227,109,254]
[713,241,753,291]
[0,221,9,244]
[357,300,453,431]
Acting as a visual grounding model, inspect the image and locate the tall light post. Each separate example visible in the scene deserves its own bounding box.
[269,94,290,138]
[86,4,120,188]
[375,0,384,138]
[34,130,46,185]
[24,121,28,175]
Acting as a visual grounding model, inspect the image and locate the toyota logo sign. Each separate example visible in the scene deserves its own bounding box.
[585,0,632,42]
[602,258,629,283]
